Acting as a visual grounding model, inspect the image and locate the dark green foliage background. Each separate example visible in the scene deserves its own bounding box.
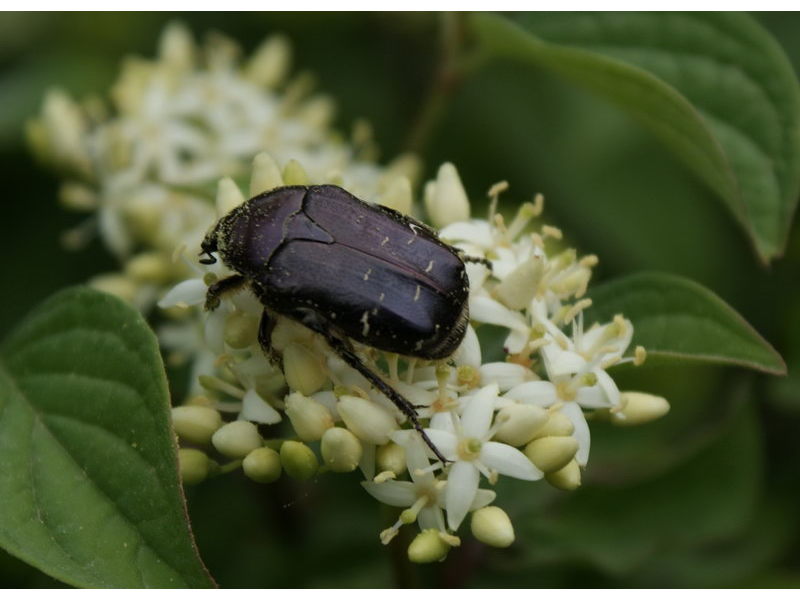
[0,12,798,588]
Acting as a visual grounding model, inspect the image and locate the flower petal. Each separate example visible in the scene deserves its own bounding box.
[439,220,493,248]
[451,324,481,368]
[429,411,456,434]
[158,277,207,308]
[470,488,497,510]
[561,402,590,466]
[361,480,416,507]
[504,381,558,407]
[239,388,281,424]
[421,429,459,460]
[469,295,529,331]
[418,506,445,531]
[541,344,586,378]
[461,384,499,439]
[481,441,543,481]
[595,367,621,408]
[445,460,480,530]
[479,362,532,392]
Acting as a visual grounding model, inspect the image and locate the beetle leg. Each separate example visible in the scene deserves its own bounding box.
[257,310,282,366]
[462,255,493,270]
[205,274,247,311]
[299,315,450,466]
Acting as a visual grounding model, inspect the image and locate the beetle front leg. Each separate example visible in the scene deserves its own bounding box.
[205,274,247,311]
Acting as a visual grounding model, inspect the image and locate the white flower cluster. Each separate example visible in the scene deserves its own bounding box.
[159,156,669,562]
[28,22,417,310]
[30,23,670,563]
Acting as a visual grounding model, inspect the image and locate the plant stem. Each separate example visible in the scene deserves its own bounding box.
[405,12,469,155]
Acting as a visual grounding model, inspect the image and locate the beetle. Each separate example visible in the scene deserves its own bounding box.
[199,184,479,464]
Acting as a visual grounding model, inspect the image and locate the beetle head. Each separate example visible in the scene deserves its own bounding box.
[199,227,220,265]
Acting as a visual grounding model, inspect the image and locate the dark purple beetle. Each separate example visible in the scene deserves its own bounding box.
[200,185,476,463]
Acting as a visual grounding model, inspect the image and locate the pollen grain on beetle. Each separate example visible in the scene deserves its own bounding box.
[30,22,669,562]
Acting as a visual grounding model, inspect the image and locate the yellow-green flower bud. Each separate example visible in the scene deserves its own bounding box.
[280,440,318,480]
[424,162,470,228]
[376,442,407,476]
[320,427,362,472]
[245,35,291,88]
[524,436,578,473]
[282,159,309,185]
[377,175,413,215]
[216,177,245,217]
[471,506,515,548]
[89,273,137,303]
[250,152,283,196]
[171,405,223,445]
[224,310,259,349]
[338,395,398,445]
[612,392,670,426]
[532,411,574,438]
[270,317,314,352]
[407,529,449,564]
[178,448,210,485]
[283,342,327,396]
[285,392,334,441]
[493,404,548,447]
[211,421,263,458]
[243,447,282,483]
[545,459,581,491]
[493,255,545,310]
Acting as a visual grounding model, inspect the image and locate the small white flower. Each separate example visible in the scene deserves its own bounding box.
[423,384,543,530]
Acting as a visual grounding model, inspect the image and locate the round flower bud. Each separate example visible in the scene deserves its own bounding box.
[171,405,223,445]
[338,395,398,445]
[471,506,515,548]
[524,436,578,473]
[545,459,582,491]
[532,411,574,439]
[243,447,282,483]
[321,427,363,473]
[376,442,407,476]
[223,310,259,349]
[211,421,263,458]
[612,392,670,426]
[493,404,548,447]
[178,449,211,485]
[283,342,327,396]
[280,440,318,480]
[407,529,449,564]
[285,392,334,441]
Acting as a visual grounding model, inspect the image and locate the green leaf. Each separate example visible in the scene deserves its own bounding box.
[0,287,214,588]
[471,12,800,261]
[584,272,785,374]
[516,401,762,580]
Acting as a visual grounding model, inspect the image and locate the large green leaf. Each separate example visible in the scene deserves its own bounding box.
[585,272,785,374]
[513,401,762,580]
[471,12,800,262]
[0,287,213,588]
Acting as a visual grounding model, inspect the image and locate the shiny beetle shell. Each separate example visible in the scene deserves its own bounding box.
[202,184,470,359]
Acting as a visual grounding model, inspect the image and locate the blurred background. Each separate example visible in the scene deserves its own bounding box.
[0,12,798,588]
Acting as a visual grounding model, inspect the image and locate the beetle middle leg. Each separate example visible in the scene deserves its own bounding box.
[205,274,247,311]
[462,255,493,270]
[257,310,283,366]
